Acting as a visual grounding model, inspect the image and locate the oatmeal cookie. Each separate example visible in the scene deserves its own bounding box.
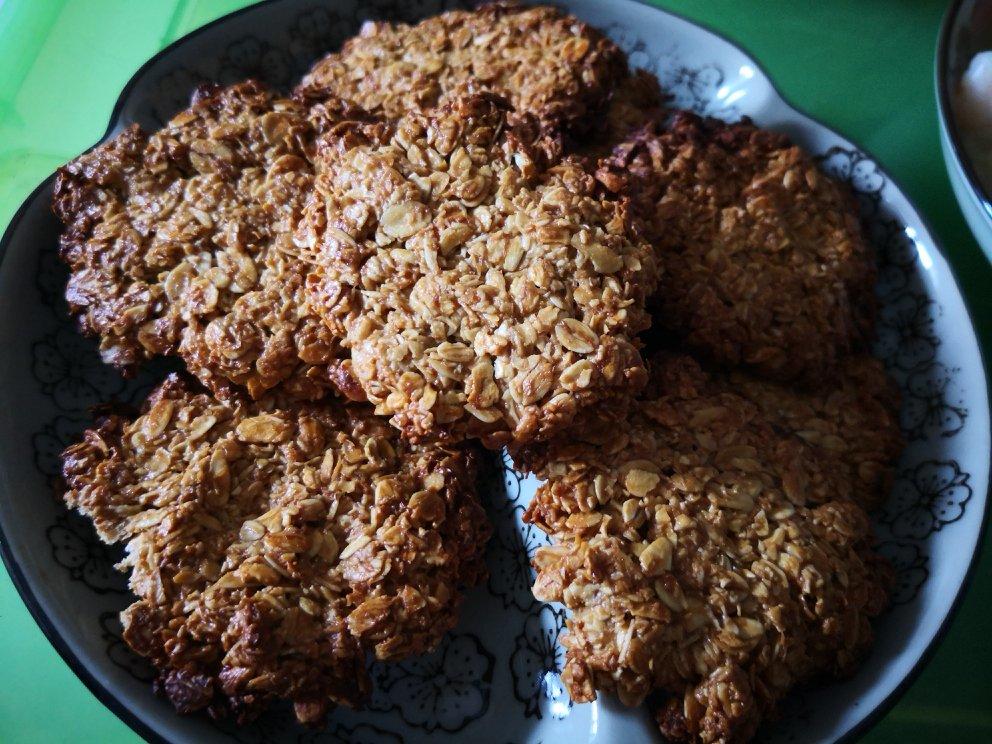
[301,94,659,448]
[295,3,626,139]
[61,374,489,724]
[522,353,896,743]
[54,81,373,400]
[597,112,876,383]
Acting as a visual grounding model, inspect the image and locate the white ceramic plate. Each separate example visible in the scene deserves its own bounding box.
[0,1,988,743]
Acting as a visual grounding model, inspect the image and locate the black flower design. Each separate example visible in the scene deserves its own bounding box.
[876,542,929,605]
[900,362,967,441]
[32,328,126,410]
[880,461,972,540]
[150,66,209,126]
[32,414,90,481]
[478,449,531,514]
[604,23,652,69]
[99,612,155,682]
[36,245,68,313]
[210,705,299,743]
[299,722,404,744]
[286,7,354,69]
[499,449,526,507]
[476,450,508,511]
[510,605,571,720]
[218,37,293,88]
[817,147,885,220]
[869,216,921,299]
[874,292,939,371]
[370,633,494,733]
[486,505,548,611]
[816,147,940,373]
[658,62,735,118]
[46,515,126,594]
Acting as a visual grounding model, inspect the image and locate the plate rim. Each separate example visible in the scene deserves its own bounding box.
[0,1,988,742]
[0,175,168,744]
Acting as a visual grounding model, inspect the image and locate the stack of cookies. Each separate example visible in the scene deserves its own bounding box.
[55,4,902,741]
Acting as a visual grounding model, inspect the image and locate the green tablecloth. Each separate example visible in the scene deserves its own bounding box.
[0,1,989,741]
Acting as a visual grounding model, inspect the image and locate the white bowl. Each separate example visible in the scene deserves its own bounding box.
[937,0,992,261]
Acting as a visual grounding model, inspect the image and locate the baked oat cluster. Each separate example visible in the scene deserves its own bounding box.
[296,2,626,139]
[597,112,877,383]
[52,3,903,740]
[520,354,900,743]
[301,94,659,448]
[62,374,488,723]
[54,81,372,401]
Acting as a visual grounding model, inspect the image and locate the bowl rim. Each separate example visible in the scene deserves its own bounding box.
[0,1,989,743]
[936,0,992,224]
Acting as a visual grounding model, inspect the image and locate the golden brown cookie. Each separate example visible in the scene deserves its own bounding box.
[597,112,876,383]
[300,94,659,448]
[61,374,489,724]
[296,3,626,139]
[520,353,898,743]
[54,81,373,400]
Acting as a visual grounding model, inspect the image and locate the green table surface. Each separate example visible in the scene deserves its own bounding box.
[0,1,989,742]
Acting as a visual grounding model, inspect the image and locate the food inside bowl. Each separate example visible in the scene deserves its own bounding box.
[954,50,992,194]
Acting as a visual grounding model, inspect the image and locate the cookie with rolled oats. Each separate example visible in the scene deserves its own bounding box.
[521,353,896,743]
[54,81,373,400]
[61,374,489,725]
[597,112,876,383]
[296,2,626,140]
[301,94,659,448]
